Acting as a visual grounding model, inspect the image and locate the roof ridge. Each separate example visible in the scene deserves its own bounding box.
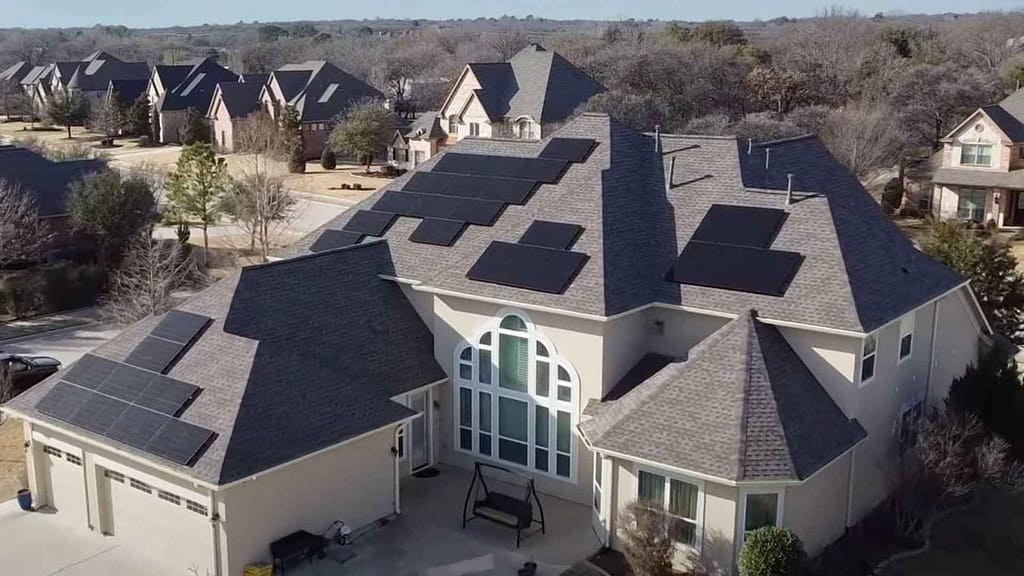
[244,238,387,271]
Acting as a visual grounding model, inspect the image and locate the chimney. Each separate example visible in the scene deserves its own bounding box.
[667,156,676,192]
[765,148,771,171]
[747,138,753,154]
[786,173,794,206]
[655,124,662,154]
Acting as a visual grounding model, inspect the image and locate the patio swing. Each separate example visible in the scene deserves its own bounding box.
[462,461,546,547]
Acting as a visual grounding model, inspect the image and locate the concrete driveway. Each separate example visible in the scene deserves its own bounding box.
[0,314,121,367]
[0,499,178,576]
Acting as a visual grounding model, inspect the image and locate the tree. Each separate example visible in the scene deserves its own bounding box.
[619,501,673,576]
[166,144,228,266]
[693,21,747,48]
[817,100,910,178]
[489,30,529,61]
[320,148,337,170]
[179,107,210,146]
[93,94,125,139]
[279,105,305,173]
[746,66,809,116]
[0,180,52,267]
[46,90,89,139]
[68,169,158,268]
[585,91,668,132]
[258,24,289,43]
[738,527,804,576]
[234,110,288,174]
[921,222,1024,341]
[890,64,1002,149]
[220,173,295,262]
[329,98,395,173]
[102,233,204,325]
[126,94,152,138]
[949,351,1024,457]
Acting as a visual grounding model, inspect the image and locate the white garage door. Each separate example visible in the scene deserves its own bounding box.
[41,444,87,524]
[102,470,214,573]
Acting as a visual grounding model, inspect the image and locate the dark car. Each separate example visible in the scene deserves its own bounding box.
[1,352,61,395]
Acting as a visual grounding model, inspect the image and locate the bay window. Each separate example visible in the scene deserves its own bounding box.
[455,313,578,480]
[636,469,702,548]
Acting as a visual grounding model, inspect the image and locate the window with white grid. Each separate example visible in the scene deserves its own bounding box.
[130,478,152,494]
[43,445,62,458]
[65,453,82,466]
[104,470,125,483]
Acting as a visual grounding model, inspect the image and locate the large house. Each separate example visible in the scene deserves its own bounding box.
[2,114,988,576]
[152,58,240,144]
[912,88,1024,227]
[208,76,270,153]
[387,111,445,171]
[54,51,150,110]
[259,61,384,159]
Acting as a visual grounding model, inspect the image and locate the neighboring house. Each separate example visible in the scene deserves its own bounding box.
[106,78,150,111]
[208,79,268,153]
[0,61,31,85]
[2,114,989,576]
[20,64,54,117]
[387,111,445,171]
[438,43,606,145]
[56,51,150,111]
[0,145,105,259]
[154,58,240,144]
[920,88,1024,227]
[260,60,384,159]
[0,61,32,119]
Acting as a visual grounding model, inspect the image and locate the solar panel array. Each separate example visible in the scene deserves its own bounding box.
[310,229,363,252]
[467,241,589,294]
[403,172,537,204]
[433,153,568,183]
[519,221,584,250]
[342,210,397,237]
[124,311,211,374]
[669,204,803,297]
[36,354,214,466]
[538,138,596,163]
[374,190,505,225]
[410,218,467,247]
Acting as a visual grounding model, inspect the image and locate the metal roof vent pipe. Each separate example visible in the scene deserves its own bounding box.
[786,173,794,206]
[765,147,771,171]
[747,138,753,155]
[655,124,662,154]
[666,155,676,192]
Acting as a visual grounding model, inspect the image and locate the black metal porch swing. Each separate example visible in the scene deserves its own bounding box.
[461,461,546,547]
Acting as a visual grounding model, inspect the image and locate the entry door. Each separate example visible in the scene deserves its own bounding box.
[1015,192,1024,226]
[409,391,431,471]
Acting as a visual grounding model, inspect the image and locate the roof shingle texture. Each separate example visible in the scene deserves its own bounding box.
[0,147,105,217]
[268,61,383,123]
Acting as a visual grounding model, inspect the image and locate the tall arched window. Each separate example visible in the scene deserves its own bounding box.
[455,312,578,481]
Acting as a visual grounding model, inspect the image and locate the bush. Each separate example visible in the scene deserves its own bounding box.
[340,183,351,190]
[320,148,337,170]
[138,135,152,147]
[881,178,903,215]
[739,527,804,576]
[0,263,104,318]
[352,182,362,190]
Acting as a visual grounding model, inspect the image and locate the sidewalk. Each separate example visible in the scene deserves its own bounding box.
[0,308,101,343]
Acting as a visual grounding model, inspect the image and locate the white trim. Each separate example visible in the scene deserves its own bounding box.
[960,284,992,335]
[897,313,915,364]
[31,429,83,458]
[858,331,878,388]
[388,378,446,402]
[736,487,786,557]
[635,464,706,554]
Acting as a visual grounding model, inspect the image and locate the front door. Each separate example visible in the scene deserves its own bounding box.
[1013,192,1024,226]
[409,390,431,471]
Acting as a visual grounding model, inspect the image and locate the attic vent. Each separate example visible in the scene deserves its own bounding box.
[319,83,339,103]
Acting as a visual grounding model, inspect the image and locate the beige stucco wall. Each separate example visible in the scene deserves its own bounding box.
[777,326,859,415]
[948,114,1008,170]
[929,288,984,403]
[783,451,852,556]
[408,138,437,168]
[219,426,397,576]
[648,308,730,360]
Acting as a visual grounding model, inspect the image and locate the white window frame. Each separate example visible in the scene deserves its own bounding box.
[960,143,993,167]
[896,399,925,451]
[737,487,785,547]
[957,188,988,222]
[593,453,604,520]
[469,122,480,137]
[635,466,705,553]
[453,310,579,483]
[859,332,877,387]
[898,314,914,363]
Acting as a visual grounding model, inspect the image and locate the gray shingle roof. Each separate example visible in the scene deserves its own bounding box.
[0,61,31,84]
[268,61,383,123]
[65,53,149,93]
[158,58,239,113]
[214,81,265,118]
[108,78,149,107]
[981,104,1024,142]
[6,241,445,485]
[286,113,963,334]
[578,311,866,481]
[933,166,1024,190]
[0,146,105,217]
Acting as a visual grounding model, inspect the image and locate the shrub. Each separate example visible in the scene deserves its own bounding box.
[0,263,104,318]
[138,135,152,147]
[881,178,903,214]
[739,527,804,576]
[352,182,362,190]
[320,148,337,170]
[340,183,351,190]
[620,501,674,576]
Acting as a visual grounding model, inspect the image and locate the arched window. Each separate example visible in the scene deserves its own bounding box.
[455,312,578,481]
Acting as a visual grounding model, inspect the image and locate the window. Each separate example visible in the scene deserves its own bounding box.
[448,115,459,134]
[593,453,604,519]
[898,401,925,451]
[104,470,125,483]
[517,120,535,140]
[918,185,932,211]
[66,453,82,466]
[186,500,208,516]
[158,490,181,506]
[637,470,701,548]
[1018,146,1024,160]
[414,150,426,166]
[469,122,480,137]
[860,334,877,384]
[130,478,152,494]
[960,143,993,166]
[957,189,987,222]
[742,492,782,541]
[455,312,578,480]
[43,445,62,458]
[898,314,914,362]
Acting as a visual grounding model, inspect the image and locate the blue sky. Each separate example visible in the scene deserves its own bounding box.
[5,0,1024,29]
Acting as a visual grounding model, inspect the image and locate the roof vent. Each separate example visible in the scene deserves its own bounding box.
[747,138,753,155]
[765,148,771,171]
[786,174,794,206]
[666,156,676,192]
[655,124,662,154]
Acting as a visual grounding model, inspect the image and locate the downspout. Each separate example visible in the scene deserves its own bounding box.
[925,300,941,405]
[393,427,401,515]
[210,489,223,576]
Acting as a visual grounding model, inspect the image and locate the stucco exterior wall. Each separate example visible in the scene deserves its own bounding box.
[783,451,852,556]
[211,107,235,152]
[648,308,730,360]
[219,426,397,576]
[948,115,1007,170]
[439,71,482,144]
[929,288,984,403]
[600,309,653,398]
[776,326,859,416]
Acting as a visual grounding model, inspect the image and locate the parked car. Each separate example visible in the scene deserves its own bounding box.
[0,353,61,394]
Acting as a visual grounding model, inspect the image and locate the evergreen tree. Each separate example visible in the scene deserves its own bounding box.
[280,105,305,173]
[46,90,89,139]
[166,144,229,266]
[126,94,152,138]
[179,107,210,145]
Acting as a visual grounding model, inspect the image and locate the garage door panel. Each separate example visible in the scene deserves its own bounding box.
[42,445,87,525]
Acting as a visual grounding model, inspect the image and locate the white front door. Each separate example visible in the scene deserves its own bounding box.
[408,390,431,471]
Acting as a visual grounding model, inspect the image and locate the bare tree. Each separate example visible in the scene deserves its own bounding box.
[489,30,529,61]
[102,233,205,325]
[233,110,288,175]
[819,100,909,178]
[619,501,674,576]
[0,180,51,267]
[220,173,295,262]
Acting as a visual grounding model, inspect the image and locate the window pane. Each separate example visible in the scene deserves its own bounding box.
[535,405,549,447]
[498,397,528,442]
[557,385,572,402]
[595,454,603,486]
[536,361,550,397]
[480,332,491,346]
[479,349,492,384]
[499,439,528,465]
[479,433,492,456]
[557,454,571,477]
[500,315,527,331]
[536,342,548,357]
[460,428,472,451]
[535,448,549,471]
[459,363,472,380]
[557,411,571,453]
[744,493,779,532]
[863,334,876,355]
[638,471,665,503]
[669,479,698,520]
[459,388,472,426]
[460,347,472,361]
[499,334,528,392]
[862,355,875,381]
[669,518,696,547]
[557,366,571,382]
[479,392,492,433]
[900,334,912,359]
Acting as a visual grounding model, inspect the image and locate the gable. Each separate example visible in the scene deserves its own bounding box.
[945,109,1009,143]
[439,67,481,120]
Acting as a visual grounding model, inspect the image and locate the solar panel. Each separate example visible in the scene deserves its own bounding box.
[69,392,129,435]
[538,138,596,163]
[310,229,363,252]
[690,205,788,249]
[669,241,803,297]
[36,381,93,422]
[105,406,170,450]
[467,241,589,294]
[134,375,200,416]
[519,221,584,250]
[402,172,537,204]
[433,153,568,183]
[409,218,467,247]
[342,210,397,236]
[62,354,118,390]
[96,364,155,403]
[124,336,185,374]
[152,310,211,345]
[144,418,215,466]
[373,191,504,226]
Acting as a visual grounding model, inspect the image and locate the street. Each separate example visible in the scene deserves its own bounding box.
[0,318,121,367]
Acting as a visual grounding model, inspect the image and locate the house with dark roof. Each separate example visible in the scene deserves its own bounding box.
[153,58,240,144]
[208,77,270,152]
[915,87,1024,227]
[20,64,54,117]
[2,114,990,575]
[259,60,384,158]
[1,61,33,119]
[53,51,150,110]
[387,110,446,171]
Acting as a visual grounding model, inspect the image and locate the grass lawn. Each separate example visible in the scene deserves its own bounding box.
[0,417,26,501]
[882,487,1024,576]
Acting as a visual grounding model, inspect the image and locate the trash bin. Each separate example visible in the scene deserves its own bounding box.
[16,489,32,511]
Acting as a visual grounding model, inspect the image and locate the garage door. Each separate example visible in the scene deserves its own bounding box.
[102,470,214,572]
[40,444,87,524]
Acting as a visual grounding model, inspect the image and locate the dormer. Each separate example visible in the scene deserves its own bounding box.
[940,105,1024,172]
